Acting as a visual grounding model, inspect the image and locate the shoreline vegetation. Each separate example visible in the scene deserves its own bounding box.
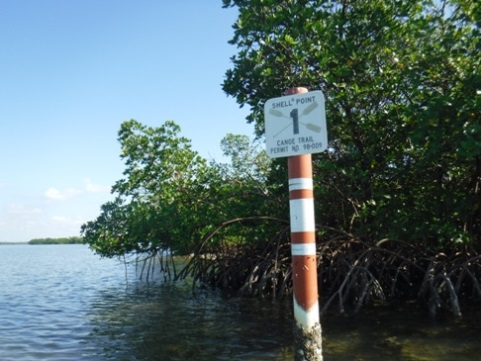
[0,237,84,245]
[80,1,481,319]
[28,237,84,245]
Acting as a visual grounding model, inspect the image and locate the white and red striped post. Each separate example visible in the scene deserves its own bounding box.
[286,87,323,361]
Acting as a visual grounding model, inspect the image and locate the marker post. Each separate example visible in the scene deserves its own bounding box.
[286,87,322,361]
[264,86,326,360]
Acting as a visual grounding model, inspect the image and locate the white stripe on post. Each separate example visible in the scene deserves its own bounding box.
[289,177,314,191]
[289,199,316,232]
[293,297,321,328]
[291,243,317,256]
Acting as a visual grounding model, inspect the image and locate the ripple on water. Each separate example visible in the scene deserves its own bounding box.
[3,245,481,361]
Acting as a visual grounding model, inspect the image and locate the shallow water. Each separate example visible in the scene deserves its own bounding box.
[0,245,293,360]
[322,304,481,361]
[1,244,480,360]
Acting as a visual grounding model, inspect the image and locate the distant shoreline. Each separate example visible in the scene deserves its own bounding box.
[0,237,84,245]
[28,237,84,245]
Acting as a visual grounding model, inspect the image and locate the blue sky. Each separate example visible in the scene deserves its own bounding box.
[0,1,254,242]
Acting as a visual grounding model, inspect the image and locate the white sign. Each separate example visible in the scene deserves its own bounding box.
[264,91,327,158]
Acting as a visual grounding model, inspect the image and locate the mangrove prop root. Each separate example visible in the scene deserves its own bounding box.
[175,220,481,317]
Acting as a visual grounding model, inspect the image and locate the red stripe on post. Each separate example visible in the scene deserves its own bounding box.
[288,154,313,179]
[291,231,316,244]
[292,255,319,310]
[290,189,314,200]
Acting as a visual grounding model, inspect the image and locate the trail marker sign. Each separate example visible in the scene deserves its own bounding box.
[264,90,327,158]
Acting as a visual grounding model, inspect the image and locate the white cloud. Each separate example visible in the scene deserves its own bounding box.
[0,179,114,242]
[84,178,110,194]
[44,180,110,201]
[45,187,66,200]
[0,204,45,241]
[2,207,85,242]
[44,187,82,201]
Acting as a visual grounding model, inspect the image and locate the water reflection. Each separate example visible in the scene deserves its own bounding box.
[2,245,481,361]
[84,264,481,361]
[85,281,294,360]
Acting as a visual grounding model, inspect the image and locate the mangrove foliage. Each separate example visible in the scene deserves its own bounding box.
[82,0,481,316]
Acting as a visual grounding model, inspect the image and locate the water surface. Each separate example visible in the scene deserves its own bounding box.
[1,244,481,360]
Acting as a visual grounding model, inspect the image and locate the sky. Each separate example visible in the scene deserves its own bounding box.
[0,1,255,243]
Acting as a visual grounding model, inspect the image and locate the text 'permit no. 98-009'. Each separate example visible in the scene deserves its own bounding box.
[264,90,328,159]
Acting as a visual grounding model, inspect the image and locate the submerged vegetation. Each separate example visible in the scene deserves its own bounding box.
[82,0,481,317]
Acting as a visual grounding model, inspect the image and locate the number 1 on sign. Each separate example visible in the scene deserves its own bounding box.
[290,108,299,135]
